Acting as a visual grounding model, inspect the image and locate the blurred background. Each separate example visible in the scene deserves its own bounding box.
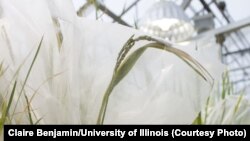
[71,0,250,95]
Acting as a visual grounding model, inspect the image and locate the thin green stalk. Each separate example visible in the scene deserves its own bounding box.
[220,101,226,124]
[97,82,115,124]
[24,93,33,125]
[233,94,243,115]
[0,61,3,77]
[97,35,213,124]
[34,117,43,125]
[11,36,43,121]
[0,81,17,129]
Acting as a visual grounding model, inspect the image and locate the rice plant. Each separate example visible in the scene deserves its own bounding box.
[0,0,242,134]
[0,33,213,129]
[193,71,250,124]
[97,35,213,124]
[0,37,43,135]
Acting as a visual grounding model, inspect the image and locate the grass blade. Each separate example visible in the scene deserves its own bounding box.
[11,36,43,121]
[97,35,213,124]
[192,112,202,124]
[34,117,43,125]
[97,47,146,124]
[0,80,17,129]
[24,93,33,125]
[233,94,243,115]
[0,61,3,77]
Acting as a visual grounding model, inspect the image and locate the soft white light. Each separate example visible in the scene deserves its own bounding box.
[139,0,195,42]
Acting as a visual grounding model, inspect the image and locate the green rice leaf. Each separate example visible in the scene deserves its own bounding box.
[11,36,43,121]
[233,94,243,115]
[0,61,3,77]
[97,35,213,124]
[24,93,33,125]
[0,80,17,129]
[34,117,43,125]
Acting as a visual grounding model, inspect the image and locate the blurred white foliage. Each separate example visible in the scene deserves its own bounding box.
[205,95,250,124]
[0,0,224,124]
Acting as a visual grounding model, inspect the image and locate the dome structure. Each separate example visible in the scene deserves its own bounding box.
[139,0,195,42]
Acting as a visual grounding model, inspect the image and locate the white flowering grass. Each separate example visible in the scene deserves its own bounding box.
[0,0,224,132]
[193,72,250,124]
